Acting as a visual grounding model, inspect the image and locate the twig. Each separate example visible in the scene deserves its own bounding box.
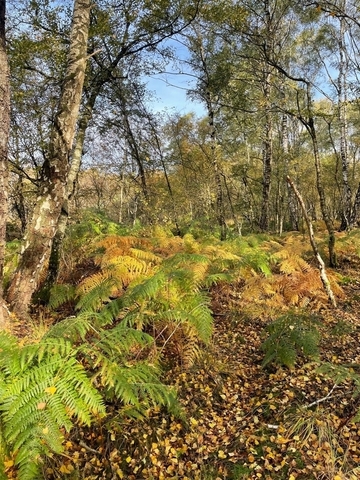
[306,383,338,408]
[79,440,101,456]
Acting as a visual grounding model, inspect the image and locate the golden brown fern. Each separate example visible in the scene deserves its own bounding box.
[77,237,161,306]
[237,238,344,319]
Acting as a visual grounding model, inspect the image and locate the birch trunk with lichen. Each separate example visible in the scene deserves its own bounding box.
[0,0,10,327]
[6,0,91,319]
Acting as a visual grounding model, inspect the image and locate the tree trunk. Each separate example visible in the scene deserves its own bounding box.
[259,0,274,232]
[304,114,337,267]
[281,110,299,231]
[207,98,227,241]
[0,0,10,328]
[43,98,93,292]
[337,4,352,231]
[259,71,273,232]
[350,183,360,226]
[6,0,91,319]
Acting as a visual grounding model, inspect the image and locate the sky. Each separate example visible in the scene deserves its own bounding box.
[145,74,203,115]
[143,38,206,117]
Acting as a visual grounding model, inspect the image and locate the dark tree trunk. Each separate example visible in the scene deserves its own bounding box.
[350,183,360,226]
[259,101,272,232]
[304,114,337,267]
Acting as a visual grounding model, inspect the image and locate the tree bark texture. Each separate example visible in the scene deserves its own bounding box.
[6,0,91,318]
[350,183,360,226]
[0,0,10,328]
[44,98,93,291]
[207,97,227,241]
[337,5,352,231]
[259,99,272,232]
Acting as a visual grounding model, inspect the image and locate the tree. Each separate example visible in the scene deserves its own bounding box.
[0,0,10,328]
[6,0,92,318]
[41,0,200,290]
[182,10,234,239]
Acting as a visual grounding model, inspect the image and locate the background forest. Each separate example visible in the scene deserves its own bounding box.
[2,0,360,479]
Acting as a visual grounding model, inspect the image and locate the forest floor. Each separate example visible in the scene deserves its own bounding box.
[43,256,360,480]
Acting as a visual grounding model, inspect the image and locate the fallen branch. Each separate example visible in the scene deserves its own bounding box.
[306,383,338,408]
[79,440,102,456]
[286,176,337,308]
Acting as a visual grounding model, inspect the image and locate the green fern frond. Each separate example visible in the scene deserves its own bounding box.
[92,323,154,359]
[124,271,167,306]
[203,272,232,287]
[240,250,272,277]
[152,300,213,345]
[18,338,73,367]
[48,284,77,310]
[0,332,106,480]
[76,276,120,312]
[44,314,96,341]
[90,350,171,411]
[15,441,45,480]
[186,295,213,344]
[261,312,320,369]
[163,252,209,270]
[0,331,18,357]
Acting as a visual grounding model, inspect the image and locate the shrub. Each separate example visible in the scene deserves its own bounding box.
[261,312,321,369]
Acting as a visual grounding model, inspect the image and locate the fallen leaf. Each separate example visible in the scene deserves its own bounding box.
[45,386,57,395]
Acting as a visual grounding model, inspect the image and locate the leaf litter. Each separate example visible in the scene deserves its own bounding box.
[40,257,360,480]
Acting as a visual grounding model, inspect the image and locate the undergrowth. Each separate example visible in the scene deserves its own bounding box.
[4,217,359,479]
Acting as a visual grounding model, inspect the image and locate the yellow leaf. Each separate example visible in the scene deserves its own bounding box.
[59,464,72,474]
[42,427,49,435]
[190,417,198,426]
[288,475,296,480]
[277,435,292,444]
[218,450,226,458]
[334,476,342,480]
[116,469,124,479]
[45,386,57,395]
[4,460,14,469]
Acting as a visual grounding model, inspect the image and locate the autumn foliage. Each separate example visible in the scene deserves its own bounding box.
[2,217,360,480]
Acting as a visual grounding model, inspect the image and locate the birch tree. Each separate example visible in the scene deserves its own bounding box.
[0,0,10,327]
[6,0,91,318]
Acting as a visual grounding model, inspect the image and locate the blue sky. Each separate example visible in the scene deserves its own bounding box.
[145,73,206,116]
[143,37,206,117]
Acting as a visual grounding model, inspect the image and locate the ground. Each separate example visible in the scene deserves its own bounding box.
[42,258,360,480]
